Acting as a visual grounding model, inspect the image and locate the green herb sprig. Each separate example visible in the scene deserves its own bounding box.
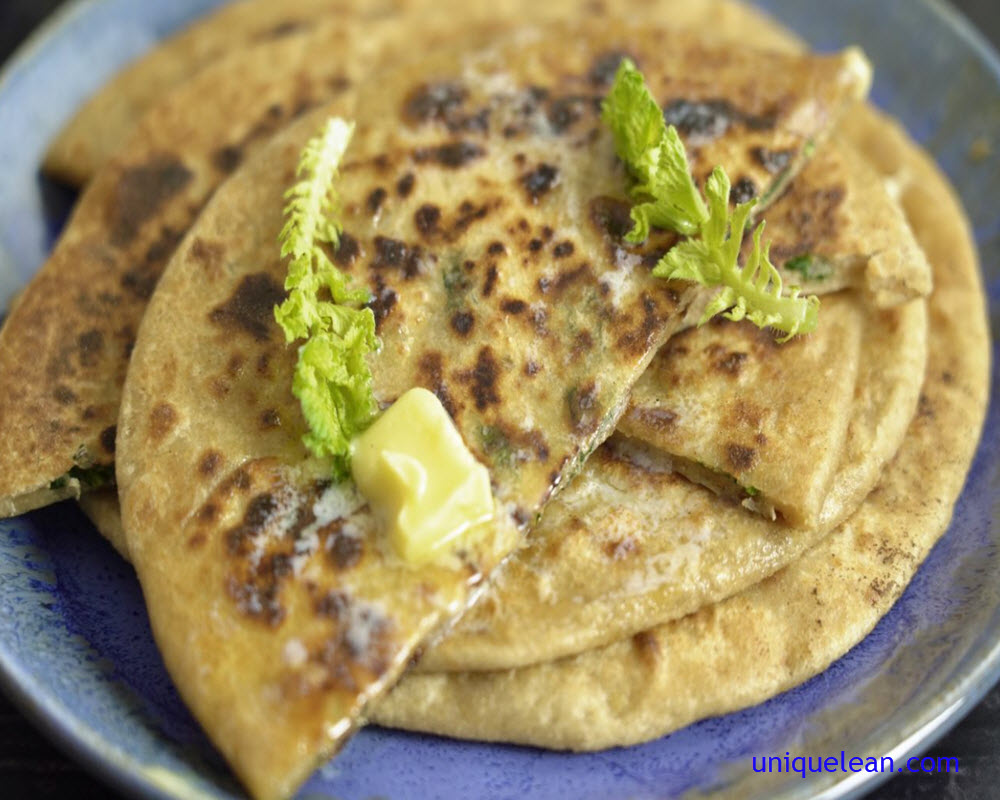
[601,59,818,340]
[273,117,379,479]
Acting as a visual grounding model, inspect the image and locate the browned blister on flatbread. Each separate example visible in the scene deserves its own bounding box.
[117,22,871,800]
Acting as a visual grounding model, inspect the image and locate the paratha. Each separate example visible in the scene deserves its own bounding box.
[115,22,870,800]
[420,289,927,671]
[43,0,363,186]
[43,0,802,186]
[83,212,930,677]
[74,131,931,591]
[50,0,921,680]
[621,136,931,533]
[81,207,931,675]
[373,105,990,750]
[79,144,932,674]
[0,0,868,520]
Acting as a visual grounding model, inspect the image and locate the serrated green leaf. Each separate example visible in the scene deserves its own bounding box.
[604,63,818,339]
[273,116,381,474]
[602,59,708,240]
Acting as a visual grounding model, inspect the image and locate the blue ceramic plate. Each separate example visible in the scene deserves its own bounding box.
[0,1,998,798]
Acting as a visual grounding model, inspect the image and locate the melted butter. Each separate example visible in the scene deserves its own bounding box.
[351,387,494,564]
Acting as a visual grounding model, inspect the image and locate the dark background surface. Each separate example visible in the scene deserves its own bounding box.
[0,1,998,798]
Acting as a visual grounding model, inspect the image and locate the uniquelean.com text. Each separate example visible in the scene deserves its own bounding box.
[752,751,959,779]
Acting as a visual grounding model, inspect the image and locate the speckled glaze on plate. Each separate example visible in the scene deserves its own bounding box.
[0,1,997,798]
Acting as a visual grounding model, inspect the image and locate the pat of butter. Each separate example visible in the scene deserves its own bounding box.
[350,387,494,564]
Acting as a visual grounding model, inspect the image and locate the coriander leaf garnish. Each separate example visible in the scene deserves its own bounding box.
[601,60,708,239]
[656,169,819,340]
[601,59,818,340]
[274,117,379,479]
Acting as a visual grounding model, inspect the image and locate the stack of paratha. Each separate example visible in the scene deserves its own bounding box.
[0,1,987,799]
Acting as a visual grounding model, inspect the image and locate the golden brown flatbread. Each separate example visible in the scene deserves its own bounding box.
[2,0,868,520]
[372,105,990,752]
[115,22,870,800]
[421,289,927,671]
[58,0,921,681]
[43,0,800,185]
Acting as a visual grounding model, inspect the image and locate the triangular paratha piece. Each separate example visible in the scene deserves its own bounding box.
[620,137,931,530]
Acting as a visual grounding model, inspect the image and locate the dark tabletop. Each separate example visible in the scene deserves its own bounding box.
[1,1,999,798]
